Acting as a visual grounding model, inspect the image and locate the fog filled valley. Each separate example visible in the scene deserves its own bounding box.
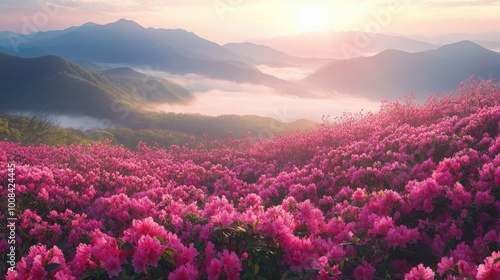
[1,8,500,279]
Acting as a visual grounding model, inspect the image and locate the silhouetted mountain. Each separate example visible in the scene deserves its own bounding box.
[0,52,193,119]
[149,28,242,61]
[426,40,500,70]
[473,40,500,52]
[2,19,304,91]
[249,31,436,58]
[0,23,99,51]
[417,32,500,45]
[475,65,500,80]
[303,41,500,100]
[223,42,331,67]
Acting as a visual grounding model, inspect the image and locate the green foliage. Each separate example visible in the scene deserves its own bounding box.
[44,263,61,273]
[87,127,190,150]
[0,118,21,141]
[210,221,289,279]
[80,241,177,280]
[132,111,315,141]
[0,111,89,146]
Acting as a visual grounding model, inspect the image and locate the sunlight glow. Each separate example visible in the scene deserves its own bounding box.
[296,6,328,32]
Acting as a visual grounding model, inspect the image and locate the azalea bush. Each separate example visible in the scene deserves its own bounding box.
[1,77,500,279]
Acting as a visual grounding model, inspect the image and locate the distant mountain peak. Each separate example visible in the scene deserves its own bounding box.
[437,40,491,53]
[427,40,499,59]
[106,19,144,29]
[375,49,411,57]
[81,22,98,28]
[116,18,136,24]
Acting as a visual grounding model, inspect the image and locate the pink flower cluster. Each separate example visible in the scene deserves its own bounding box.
[1,77,500,278]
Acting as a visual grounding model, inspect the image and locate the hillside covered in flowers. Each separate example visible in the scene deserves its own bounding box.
[1,77,500,279]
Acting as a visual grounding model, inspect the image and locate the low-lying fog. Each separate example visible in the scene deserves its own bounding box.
[255,65,313,81]
[10,111,111,131]
[147,69,381,123]
[12,66,382,131]
[54,115,112,130]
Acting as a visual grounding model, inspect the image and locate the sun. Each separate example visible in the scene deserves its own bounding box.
[296,6,328,33]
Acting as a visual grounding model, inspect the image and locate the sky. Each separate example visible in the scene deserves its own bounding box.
[1,0,500,44]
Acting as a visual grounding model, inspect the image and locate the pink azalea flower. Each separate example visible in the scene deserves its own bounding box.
[477,251,500,280]
[168,263,200,280]
[405,264,435,280]
[221,249,242,280]
[437,257,455,277]
[385,225,419,248]
[132,235,167,274]
[353,261,376,280]
[207,258,223,280]
[31,256,48,280]
[456,260,477,278]
[103,258,122,278]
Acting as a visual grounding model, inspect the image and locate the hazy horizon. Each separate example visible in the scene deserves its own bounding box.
[1,1,500,45]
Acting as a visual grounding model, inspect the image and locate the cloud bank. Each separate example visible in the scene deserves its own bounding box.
[147,72,381,122]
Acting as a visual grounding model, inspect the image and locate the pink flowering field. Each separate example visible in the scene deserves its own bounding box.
[1,77,500,279]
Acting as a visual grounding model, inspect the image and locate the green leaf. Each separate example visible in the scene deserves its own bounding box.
[45,263,61,273]
[79,269,111,279]
[157,236,165,244]
[132,273,146,280]
[247,242,261,251]
[338,260,345,271]
[79,272,98,280]
[121,263,135,273]
[167,258,176,266]
[151,267,164,280]
[163,247,178,260]
[120,242,133,250]
[494,257,500,264]
[253,263,260,275]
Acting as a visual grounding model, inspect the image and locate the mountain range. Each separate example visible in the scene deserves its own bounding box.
[303,40,500,100]
[0,19,308,95]
[2,19,500,108]
[414,32,500,48]
[247,31,438,59]
[0,51,317,140]
[0,52,193,119]
[223,42,332,68]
